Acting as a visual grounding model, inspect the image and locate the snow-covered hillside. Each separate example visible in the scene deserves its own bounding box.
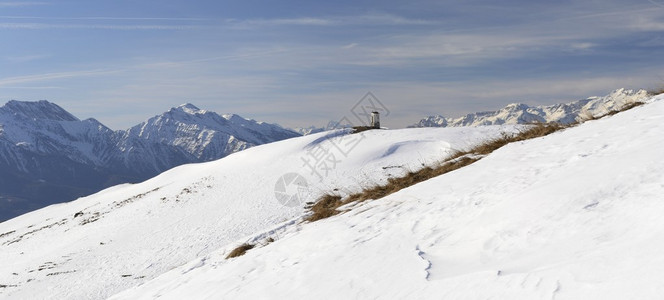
[0,101,299,222]
[0,124,515,299]
[110,95,664,299]
[411,88,649,127]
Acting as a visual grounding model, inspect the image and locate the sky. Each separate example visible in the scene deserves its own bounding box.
[1,0,663,129]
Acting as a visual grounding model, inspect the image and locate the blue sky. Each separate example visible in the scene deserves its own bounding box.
[1,0,663,129]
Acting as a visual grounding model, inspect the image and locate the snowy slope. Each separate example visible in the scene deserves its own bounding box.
[411,88,649,127]
[0,124,516,299]
[112,95,663,299]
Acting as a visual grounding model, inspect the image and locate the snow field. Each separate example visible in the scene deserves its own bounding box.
[112,96,664,299]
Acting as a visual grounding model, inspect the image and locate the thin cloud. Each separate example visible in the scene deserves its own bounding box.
[629,15,664,31]
[0,16,207,21]
[0,22,202,30]
[230,13,439,28]
[339,33,565,67]
[0,2,48,7]
[0,69,119,86]
[135,48,291,69]
[647,0,664,8]
[254,17,334,26]
[4,54,49,63]
[0,86,64,89]
[357,13,439,25]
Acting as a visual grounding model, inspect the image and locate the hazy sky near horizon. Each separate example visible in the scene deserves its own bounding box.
[1,0,663,129]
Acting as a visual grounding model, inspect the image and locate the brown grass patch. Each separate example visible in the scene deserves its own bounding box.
[226,243,255,259]
[352,126,376,133]
[305,123,565,222]
[308,195,343,222]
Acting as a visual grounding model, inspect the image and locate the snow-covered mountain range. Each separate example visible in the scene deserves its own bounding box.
[410,88,650,128]
[0,92,661,299]
[0,101,300,222]
[292,120,351,135]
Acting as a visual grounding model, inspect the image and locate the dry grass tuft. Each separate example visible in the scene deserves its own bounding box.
[226,243,255,259]
[604,101,645,116]
[649,86,664,96]
[352,126,376,133]
[307,194,343,222]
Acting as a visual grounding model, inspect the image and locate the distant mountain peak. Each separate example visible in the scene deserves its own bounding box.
[222,113,265,126]
[176,103,201,112]
[168,103,203,115]
[503,102,529,110]
[1,100,79,122]
[221,113,243,121]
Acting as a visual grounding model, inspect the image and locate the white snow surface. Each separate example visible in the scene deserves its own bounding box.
[0,124,515,299]
[110,95,664,299]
